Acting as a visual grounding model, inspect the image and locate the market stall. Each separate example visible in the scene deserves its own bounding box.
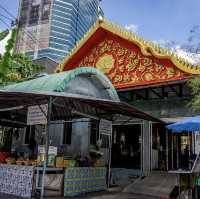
[0,70,160,198]
[167,116,200,198]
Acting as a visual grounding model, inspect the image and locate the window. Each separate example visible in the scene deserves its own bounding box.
[21,0,29,9]
[181,135,190,153]
[43,0,51,4]
[63,122,72,144]
[90,120,99,145]
[19,9,27,27]
[25,126,35,144]
[32,0,41,6]
[42,4,51,20]
[0,127,13,150]
[29,5,39,25]
[0,127,4,147]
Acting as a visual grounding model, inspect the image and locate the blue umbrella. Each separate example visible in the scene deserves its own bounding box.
[166,115,200,132]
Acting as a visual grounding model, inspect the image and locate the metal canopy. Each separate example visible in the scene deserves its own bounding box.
[0,90,162,126]
[0,90,162,199]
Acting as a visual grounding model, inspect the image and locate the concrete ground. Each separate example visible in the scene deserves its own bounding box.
[123,171,177,198]
[0,193,158,199]
[0,187,159,199]
[0,172,177,199]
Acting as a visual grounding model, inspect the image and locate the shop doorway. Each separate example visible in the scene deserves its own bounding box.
[167,133,197,170]
[151,123,167,170]
[112,124,141,169]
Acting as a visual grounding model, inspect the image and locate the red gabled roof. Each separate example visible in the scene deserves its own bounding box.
[57,20,199,89]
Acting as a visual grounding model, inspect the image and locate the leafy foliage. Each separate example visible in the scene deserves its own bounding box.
[188,76,200,111]
[0,29,44,86]
[0,29,9,41]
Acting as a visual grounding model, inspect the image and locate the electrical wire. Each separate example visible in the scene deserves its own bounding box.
[0,4,16,19]
[0,3,39,44]
[0,10,38,50]
[0,17,11,29]
[16,33,36,51]
[0,17,35,51]
[0,13,13,21]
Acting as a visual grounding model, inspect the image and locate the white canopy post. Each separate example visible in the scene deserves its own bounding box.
[40,96,53,199]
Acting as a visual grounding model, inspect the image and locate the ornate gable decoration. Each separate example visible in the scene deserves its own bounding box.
[76,38,190,89]
[58,20,200,89]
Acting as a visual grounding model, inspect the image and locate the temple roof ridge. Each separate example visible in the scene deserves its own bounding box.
[57,19,200,75]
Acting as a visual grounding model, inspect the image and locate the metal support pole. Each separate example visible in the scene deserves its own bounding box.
[178,174,181,199]
[166,130,169,171]
[177,135,179,169]
[150,122,152,173]
[40,97,52,199]
[107,124,113,188]
[172,133,174,169]
[141,121,144,176]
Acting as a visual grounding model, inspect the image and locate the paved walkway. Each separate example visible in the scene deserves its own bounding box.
[123,171,177,198]
[0,172,176,199]
[0,193,158,199]
[0,189,158,199]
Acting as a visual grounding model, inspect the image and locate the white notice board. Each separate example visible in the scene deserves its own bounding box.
[99,119,112,136]
[195,132,200,155]
[27,104,48,125]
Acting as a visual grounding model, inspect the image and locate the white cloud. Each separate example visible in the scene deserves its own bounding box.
[125,24,138,33]
[154,39,200,65]
[174,47,200,65]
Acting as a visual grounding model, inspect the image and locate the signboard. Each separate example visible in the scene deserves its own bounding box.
[195,132,200,154]
[99,119,112,136]
[27,104,48,125]
[38,145,57,155]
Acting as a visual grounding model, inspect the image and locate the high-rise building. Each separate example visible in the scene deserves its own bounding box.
[15,0,102,63]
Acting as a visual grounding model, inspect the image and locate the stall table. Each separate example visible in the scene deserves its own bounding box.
[35,167,63,190]
[64,167,107,197]
[0,164,34,198]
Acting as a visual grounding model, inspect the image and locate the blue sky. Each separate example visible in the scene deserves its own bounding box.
[0,0,200,45]
[101,0,200,44]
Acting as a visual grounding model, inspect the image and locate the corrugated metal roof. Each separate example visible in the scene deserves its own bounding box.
[0,90,163,124]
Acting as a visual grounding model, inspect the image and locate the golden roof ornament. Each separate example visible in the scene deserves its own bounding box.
[56,19,200,75]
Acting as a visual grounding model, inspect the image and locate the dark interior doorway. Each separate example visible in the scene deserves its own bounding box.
[112,124,141,169]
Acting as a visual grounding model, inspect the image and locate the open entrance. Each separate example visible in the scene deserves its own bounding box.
[112,124,141,169]
[168,133,196,170]
[152,123,167,171]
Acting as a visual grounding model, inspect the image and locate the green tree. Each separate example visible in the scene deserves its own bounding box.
[188,76,200,112]
[0,29,9,41]
[0,29,44,86]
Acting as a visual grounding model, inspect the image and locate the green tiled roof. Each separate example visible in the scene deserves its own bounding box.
[3,71,71,92]
[3,67,119,100]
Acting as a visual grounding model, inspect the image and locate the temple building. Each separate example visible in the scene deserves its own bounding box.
[56,19,200,182]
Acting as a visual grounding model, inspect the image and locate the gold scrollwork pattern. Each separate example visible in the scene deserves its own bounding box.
[77,38,190,88]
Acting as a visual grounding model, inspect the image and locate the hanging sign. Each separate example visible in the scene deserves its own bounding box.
[38,145,57,155]
[99,119,112,136]
[195,132,200,154]
[27,104,48,125]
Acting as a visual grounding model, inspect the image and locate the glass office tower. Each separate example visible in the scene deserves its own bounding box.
[15,0,102,62]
